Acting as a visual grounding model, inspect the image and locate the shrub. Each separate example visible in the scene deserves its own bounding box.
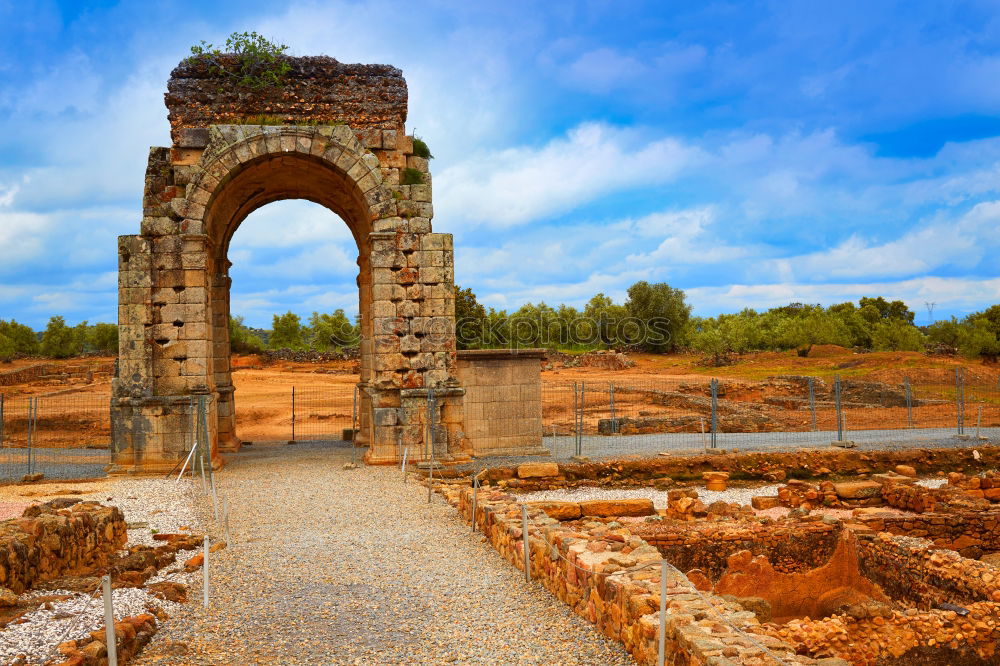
[412,136,433,159]
[87,323,119,354]
[188,31,291,89]
[401,168,424,185]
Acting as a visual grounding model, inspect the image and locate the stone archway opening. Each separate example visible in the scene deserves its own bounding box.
[227,199,361,443]
[200,151,376,453]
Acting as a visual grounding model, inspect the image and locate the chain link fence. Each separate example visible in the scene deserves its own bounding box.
[0,392,113,482]
[540,370,1000,458]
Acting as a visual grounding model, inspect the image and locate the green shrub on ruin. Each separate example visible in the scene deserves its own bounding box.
[412,136,434,159]
[188,31,292,89]
[401,168,425,185]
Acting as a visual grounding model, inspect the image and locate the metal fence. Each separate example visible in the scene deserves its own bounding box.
[540,370,1000,458]
[0,392,113,482]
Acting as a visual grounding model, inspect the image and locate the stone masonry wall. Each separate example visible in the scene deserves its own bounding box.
[440,483,839,665]
[855,509,1000,560]
[758,533,1000,664]
[0,502,127,594]
[455,349,546,456]
[165,56,407,144]
[628,520,840,581]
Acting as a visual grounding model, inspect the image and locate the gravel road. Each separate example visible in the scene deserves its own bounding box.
[135,441,632,665]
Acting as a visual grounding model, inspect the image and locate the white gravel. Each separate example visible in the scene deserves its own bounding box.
[0,478,205,665]
[515,483,783,509]
[134,441,633,665]
[915,477,948,488]
[0,585,183,665]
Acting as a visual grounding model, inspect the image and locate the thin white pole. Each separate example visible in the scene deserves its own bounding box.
[102,575,118,666]
[202,536,210,608]
[521,505,531,583]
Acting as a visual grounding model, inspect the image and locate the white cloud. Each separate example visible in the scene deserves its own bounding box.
[688,277,1000,318]
[437,122,704,227]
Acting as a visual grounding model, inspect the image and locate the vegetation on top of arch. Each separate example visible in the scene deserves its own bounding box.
[187,31,292,89]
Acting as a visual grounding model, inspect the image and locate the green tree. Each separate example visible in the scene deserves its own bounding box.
[584,293,629,348]
[0,319,39,356]
[229,316,265,353]
[0,333,14,362]
[269,312,306,350]
[455,286,487,350]
[624,281,691,352]
[870,319,925,351]
[87,323,119,354]
[858,296,915,324]
[308,310,358,350]
[775,308,851,356]
[40,316,81,358]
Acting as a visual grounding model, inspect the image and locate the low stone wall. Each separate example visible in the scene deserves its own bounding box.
[628,519,840,580]
[857,532,1000,608]
[948,470,1000,502]
[0,501,127,593]
[56,613,158,665]
[854,509,1000,556]
[461,445,1000,489]
[758,533,1000,664]
[441,483,838,665]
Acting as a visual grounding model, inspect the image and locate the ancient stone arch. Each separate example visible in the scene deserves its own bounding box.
[111,56,467,470]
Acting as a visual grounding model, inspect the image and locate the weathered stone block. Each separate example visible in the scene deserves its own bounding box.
[517,462,560,478]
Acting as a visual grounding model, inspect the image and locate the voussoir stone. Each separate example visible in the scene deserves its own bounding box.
[579,499,655,518]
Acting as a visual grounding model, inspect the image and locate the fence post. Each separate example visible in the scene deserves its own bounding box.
[657,560,667,666]
[976,404,982,439]
[956,368,965,435]
[102,575,118,666]
[807,377,817,431]
[203,535,210,608]
[0,394,4,449]
[401,446,408,481]
[471,471,479,533]
[572,383,580,456]
[904,377,913,428]
[710,379,718,449]
[609,382,617,434]
[291,386,296,443]
[579,382,585,456]
[26,397,33,475]
[197,396,208,494]
[521,504,531,583]
[834,376,843,442]
[222,496,231,544]
[427,389,435,504]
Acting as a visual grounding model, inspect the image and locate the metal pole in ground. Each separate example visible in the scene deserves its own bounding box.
[210,472,220,521]
[197,396,208,494]
[710,379,719,449]
[956,368,964,435]
[579,382,586,456]
[291,386,296,443]
[521,505,531,583]
[904,377,914,428]
[26,397,34,475]
[102,575,118,666]
[401,446,408,481]
[657,560,667,666]
[189,398,196,477]
[471,473,479,533]
[976,404,982,439]
[808,377,817,431]
[222,496,231,544]
[427,389,435,504]
[203,535,210,608]
[834,376,843,442]
[609,382,616,433]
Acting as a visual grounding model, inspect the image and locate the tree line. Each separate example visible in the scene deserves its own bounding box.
[0,317,118,362]
[3,285,998,364]
[455,282,1000,364]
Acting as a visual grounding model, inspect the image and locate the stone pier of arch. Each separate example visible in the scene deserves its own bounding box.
[110,55,540,472]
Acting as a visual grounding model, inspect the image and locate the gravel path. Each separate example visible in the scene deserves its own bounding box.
[135,441,632,665]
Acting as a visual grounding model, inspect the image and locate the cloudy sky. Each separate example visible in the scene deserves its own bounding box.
[2,1,999,329]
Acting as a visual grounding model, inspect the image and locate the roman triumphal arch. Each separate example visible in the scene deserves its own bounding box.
[111,56,468,470]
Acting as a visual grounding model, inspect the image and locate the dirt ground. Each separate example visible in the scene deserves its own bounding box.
[0,346,996,445]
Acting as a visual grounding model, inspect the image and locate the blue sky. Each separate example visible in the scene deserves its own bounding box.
[1,1,999,329]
